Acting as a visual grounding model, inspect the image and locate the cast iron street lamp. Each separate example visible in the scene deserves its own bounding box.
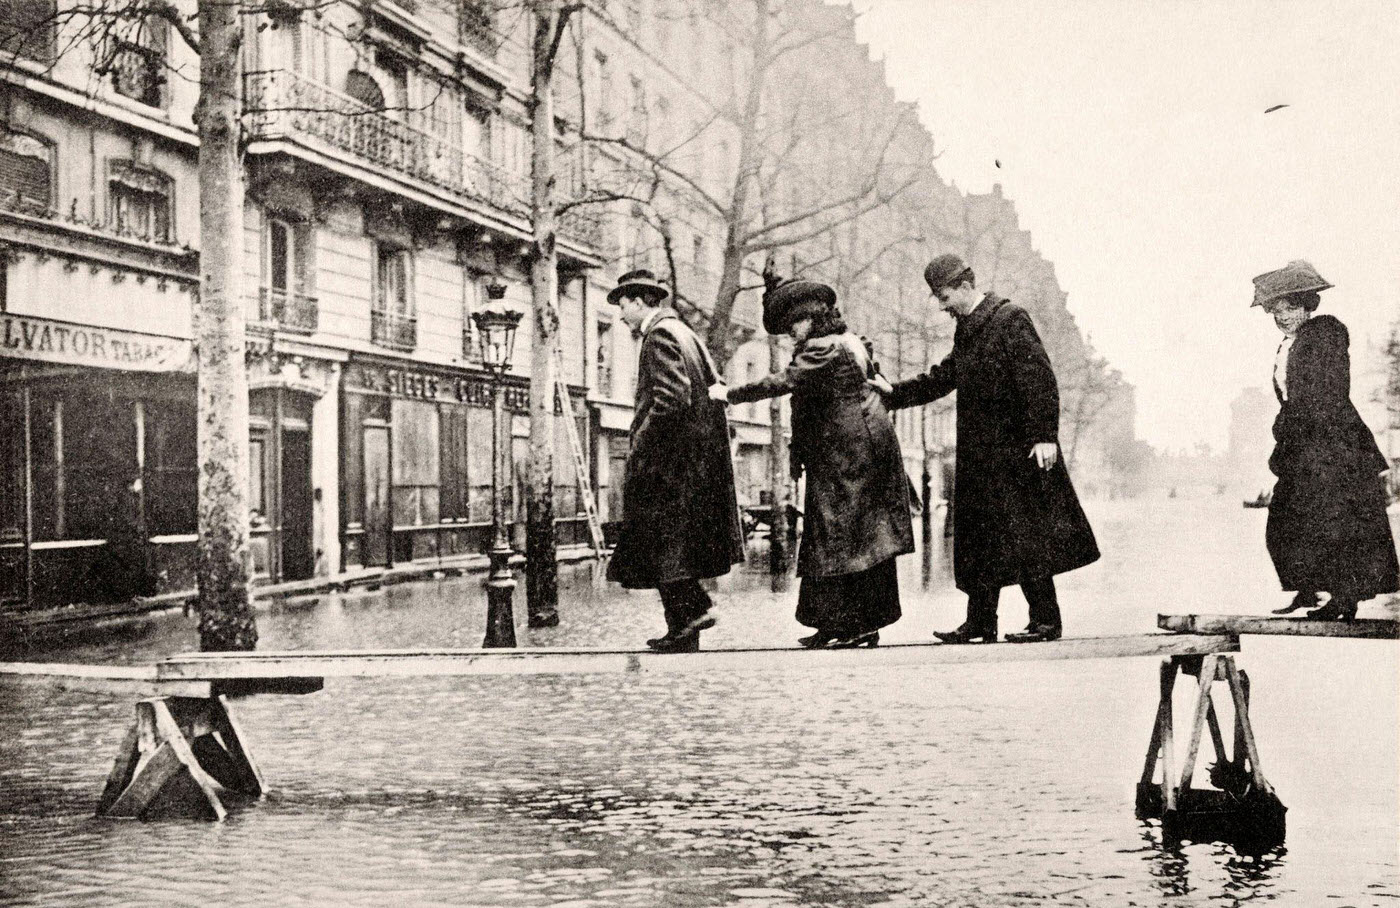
[472,286,523,648]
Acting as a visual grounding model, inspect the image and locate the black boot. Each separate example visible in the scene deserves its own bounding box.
[933,620,997,644]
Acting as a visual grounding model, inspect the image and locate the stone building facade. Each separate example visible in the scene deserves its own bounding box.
[1,0,1120,612]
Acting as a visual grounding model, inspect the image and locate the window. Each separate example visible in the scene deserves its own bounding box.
[104,16,169,107]
[0,0,56,63]
[597,320,614,397]
[109,162,172,242]
[627,75,646,145]
[372,243,415,349]
[460,0,497,56]
[260,217,315,331]
[0,128,52,215]
[594,51,612,130]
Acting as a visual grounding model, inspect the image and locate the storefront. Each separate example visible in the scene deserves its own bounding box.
[339,355,591,572]
[0,314,198,610]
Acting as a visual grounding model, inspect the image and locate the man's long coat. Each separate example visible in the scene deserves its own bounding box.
[888,295,1099,591]
[607,309,746,589]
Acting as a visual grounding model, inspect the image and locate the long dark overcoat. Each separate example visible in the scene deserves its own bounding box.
[1266,314,1399,596]
[888,295,1099,592]
[730,332,914,578]
[607,309,746,589]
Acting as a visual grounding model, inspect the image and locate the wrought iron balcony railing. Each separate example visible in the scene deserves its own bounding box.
[244,69,601,252]
[372,309,418,351]
[249,288,319,334]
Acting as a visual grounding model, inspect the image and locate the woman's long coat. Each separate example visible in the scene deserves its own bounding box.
[888,296,1099,592]
[607,310,746,589]
[1266,314,1398,596]
[729,332,914,578]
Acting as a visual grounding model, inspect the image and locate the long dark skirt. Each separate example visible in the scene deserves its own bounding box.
[795,556,901,636]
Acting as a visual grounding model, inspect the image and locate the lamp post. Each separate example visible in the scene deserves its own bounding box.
[472,287,523,648]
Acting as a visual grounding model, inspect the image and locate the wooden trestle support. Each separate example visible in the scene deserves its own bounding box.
[96,696,266,821]
[1136,653,1286,850]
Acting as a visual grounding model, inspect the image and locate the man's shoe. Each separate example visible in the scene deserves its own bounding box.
[1005,623,1062,643]
[647,632,700,653]
[933,622,997,644]
[679,611,717,636]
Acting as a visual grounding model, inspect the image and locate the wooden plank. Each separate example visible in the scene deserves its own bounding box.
[1158,659,1177,812]
[1222,658,1270,792]
[1178,655,1218,793]
[1160,613,1399,639]
[0,662,212,697]
[152,633,1240,681]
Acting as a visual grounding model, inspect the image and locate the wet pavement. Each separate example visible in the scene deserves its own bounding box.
[2,497,1397,907]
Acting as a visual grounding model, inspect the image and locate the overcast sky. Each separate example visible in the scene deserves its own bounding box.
[848,0,1400,451]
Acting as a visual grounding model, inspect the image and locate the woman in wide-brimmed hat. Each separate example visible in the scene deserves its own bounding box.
[1253,260,1398,620]
[710,278,914,647]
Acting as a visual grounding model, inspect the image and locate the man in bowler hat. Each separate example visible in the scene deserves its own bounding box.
[606,270,746,652]
[872,254,1100,643]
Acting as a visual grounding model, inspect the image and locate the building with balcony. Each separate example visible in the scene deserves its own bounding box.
[1,0,1118,615]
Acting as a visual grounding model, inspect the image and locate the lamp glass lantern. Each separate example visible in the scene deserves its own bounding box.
[472,305,523,375]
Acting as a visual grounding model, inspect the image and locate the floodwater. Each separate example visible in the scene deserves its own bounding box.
[1,497,1397,907]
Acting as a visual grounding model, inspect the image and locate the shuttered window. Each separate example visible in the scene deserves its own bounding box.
[0,0,56,63]
[0,129,52,214]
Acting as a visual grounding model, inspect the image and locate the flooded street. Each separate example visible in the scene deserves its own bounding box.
[2,496,1397,907]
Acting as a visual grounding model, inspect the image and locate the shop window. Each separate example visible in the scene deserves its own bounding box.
[145,399,196,536]
[390,398,440,535]
[0,391,23,544]
[0,128,53,216]
[466,406,495,523]
[371,243,415,349]
[103,15,169,107]
[0,0,56,63]
[109,161,173,242]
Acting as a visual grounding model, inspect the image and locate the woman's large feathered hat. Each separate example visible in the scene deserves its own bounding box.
[1251,260,1332,307]
[762,279,836,335]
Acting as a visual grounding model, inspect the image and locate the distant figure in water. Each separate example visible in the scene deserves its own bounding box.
[1253,260,1399,620]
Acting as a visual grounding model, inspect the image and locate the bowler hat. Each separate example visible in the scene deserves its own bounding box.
[924,253,971,293]
[1251,260,1332,307]
[607,269,670,304]
[763,279,836,335]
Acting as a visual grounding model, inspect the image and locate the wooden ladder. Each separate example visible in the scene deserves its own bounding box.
[552,346,607,562]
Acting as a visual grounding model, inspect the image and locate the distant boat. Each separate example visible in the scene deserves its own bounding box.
[1243,490,1272,509]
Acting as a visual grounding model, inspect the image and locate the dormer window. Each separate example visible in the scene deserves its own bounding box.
[103,16,169,107]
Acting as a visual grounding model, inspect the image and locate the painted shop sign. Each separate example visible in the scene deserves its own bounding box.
[0,313,192,372]
[346,361,531,412]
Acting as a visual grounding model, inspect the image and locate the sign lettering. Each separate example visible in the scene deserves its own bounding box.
[0,314,192,372]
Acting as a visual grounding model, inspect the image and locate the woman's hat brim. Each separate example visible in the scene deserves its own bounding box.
[607,279,670,303]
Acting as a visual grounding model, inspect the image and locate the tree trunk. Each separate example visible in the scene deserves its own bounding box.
[704,0,769,373]
[525,0,561,627]
[767,334,791,590]
[194,0,257,651]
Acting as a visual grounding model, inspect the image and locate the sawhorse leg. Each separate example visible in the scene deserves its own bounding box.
[1137,653,1285,848]
[96,696,265,821]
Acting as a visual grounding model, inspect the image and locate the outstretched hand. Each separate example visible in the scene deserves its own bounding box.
[868,373,894,397]
[1029,442,1059,470]
[708,382,730,403]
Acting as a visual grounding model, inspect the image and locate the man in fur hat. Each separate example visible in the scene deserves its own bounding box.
[606,270,745,652]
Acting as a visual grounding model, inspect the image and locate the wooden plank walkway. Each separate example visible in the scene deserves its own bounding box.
[152,633,1237,681]
[0,634,1239,695]
[1159,614,1400,639]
